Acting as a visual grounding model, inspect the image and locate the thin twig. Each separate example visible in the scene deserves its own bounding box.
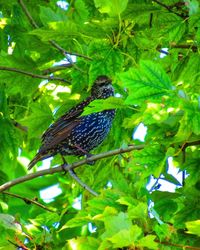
[68,169,98,196]
[18,0,92,61]
[18,0,39,28]
[50,40,92,61]
[152,0,187,19]
[8,240,22,249]
[2,191,57,213]
[0,145,144,193]
[12,120,28,132]
[0,66,69,83]
[42,64,73,75]
[156,240,200,250]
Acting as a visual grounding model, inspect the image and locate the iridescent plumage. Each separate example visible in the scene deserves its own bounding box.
[28,76,115,170]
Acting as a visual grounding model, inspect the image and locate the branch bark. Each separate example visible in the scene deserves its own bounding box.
[0,145,144,192]
[152,0,188,19]
[0,66,70,83]
[18,0,92,61]
[2,191,57,213]
[155,240,200,250]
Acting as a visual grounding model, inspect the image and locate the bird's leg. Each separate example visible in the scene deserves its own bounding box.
[60,154,68,174]
[73,144,95,165]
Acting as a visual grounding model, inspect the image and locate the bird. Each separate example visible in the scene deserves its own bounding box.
[28,75,115,170]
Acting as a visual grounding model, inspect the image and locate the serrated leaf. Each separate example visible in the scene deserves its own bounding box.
[94,0,128,16]
[154,199,178,221]
[139,235,158,249]
[120,60,172,105]
[101,211,132,238]
[82,97,124,116]
[176,101,200,140]
[179,54,200,83]
[89,44,123,82]
[72,0,89,23]
[128,202,148,220]
[0,87,18,166]
[122,3,160,19]
[166,20,186,43]
[40,6,67,25]
[108,225,142,248]
[130,145,165,178]
[64,215,91,229]
[30,21,78,42]
[68,237,100,250]
[186,220,200,236]
[22,100,53,138]
[154,223,170,241]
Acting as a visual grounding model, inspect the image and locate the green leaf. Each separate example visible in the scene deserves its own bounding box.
[101,211,132,238]
[153,199,178,221]
[30,20,78,43]
[68,237,100,250]
[108,225,142,248]
[120,60,172,104]
[179,54,200,84]
[128,202,148,220]
[40,6,67,25]
[186,0,199,15]
[154,224,171,241]
[139,235,158,249]
[72,0,89,23]
[89,43,124,82]
[22,100,53,138]
[186,220,200,236]
[122,3,160,19]
[82,97,124,116]
[64,215,91,229]
[176,101,200,140]
[0,214,21,232]
[130,145,166,178]
[166,20,186,43]
[94,0,128,16]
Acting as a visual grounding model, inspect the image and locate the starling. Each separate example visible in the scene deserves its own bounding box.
[28,75,115,170]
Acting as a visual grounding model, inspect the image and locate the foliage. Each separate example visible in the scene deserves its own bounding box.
[0,0,200,249]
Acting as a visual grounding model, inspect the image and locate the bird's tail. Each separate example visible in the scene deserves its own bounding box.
[28,152,51,170]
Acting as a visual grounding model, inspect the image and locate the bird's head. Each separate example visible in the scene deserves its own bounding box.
[91,75,114,99]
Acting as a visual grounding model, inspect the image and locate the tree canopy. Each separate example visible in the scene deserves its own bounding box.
[0,0,200,249]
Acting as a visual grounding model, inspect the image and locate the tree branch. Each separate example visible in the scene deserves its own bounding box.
[68,169,98,196]
[18,0,92,61]
[50,40,92,61]
[0,145,144,193]
[42,63,73,75]
[152,0,188,19]
[0,66,70,83]
[156,240,200,250]
[2,191,57,213]
[12,120,28,132]
[18,0,39,28]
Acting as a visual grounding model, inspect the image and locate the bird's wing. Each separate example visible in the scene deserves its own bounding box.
[40,96,93,152]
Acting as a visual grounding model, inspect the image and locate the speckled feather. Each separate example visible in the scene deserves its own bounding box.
[28,76,115,170]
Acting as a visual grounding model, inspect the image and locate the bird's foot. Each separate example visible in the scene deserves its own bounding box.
[85,153,95,165]
[60,154,68,175]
